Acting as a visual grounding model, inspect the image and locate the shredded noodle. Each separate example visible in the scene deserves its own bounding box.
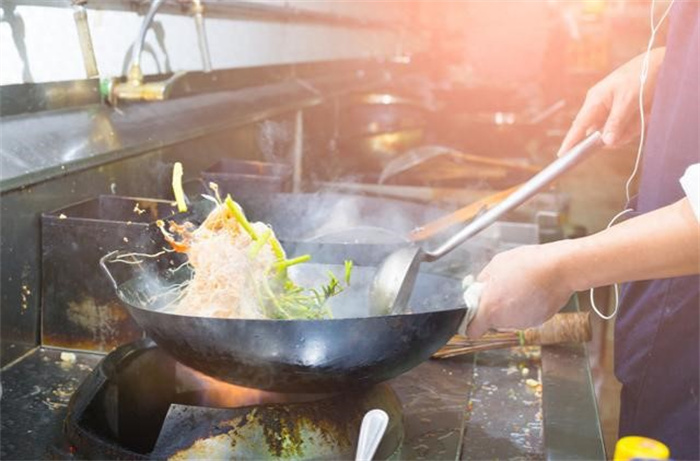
[156,195,350,320]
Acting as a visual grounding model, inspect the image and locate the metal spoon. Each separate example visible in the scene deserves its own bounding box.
[355,409,389,461]
[369,131,603,316]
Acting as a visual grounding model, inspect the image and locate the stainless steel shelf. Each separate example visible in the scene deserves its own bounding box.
[0,72,384,192]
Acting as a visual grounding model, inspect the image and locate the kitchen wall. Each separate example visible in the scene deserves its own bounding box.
[0,1,407,85]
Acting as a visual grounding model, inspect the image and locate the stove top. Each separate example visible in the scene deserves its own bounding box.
[64,339,408,459]
[0,339,562,460]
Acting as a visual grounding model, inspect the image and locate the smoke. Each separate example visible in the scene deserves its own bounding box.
[108,192,538,322]
[241,191,525,279]
[257,119,292,164]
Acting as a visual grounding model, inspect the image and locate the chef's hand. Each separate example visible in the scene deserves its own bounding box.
[557,48,666,156]
[466,242,574,338]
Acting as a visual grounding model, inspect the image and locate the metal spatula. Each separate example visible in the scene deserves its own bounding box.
[369,131,603,316]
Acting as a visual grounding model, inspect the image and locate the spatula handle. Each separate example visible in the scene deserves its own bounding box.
[427,131,602,260]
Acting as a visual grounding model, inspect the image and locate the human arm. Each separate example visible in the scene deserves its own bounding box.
[557,47,666,155]
[466,197,700,337]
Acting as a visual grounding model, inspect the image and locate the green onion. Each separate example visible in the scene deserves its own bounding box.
[268,234,286,261]
[344,260,353,285]
[223,196,356,320]
[225,195,258,240]
[248,229,272,258]
[273,254,311,273]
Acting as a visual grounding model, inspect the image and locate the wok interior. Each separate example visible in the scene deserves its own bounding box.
[115,258,465,320]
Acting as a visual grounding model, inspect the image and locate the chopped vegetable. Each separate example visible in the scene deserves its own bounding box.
[224,195,258,240]
[157,185,353,320]
[172,162,187,213]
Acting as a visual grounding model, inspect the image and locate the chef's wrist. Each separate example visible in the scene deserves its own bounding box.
[545,239,587,294]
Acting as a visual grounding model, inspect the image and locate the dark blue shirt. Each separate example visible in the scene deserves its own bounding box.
[615,2,700,459]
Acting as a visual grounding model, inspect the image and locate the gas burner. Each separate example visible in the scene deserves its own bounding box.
[64,339,404,460]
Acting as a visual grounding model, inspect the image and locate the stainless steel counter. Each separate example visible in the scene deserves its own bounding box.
[0,68,384,192]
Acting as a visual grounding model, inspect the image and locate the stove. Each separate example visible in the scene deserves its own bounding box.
[63,339,406,459]
[3,336,571,461]
[2,304,608,460]
[0,191,604,460]
[2,58,606,460]
[3,343,485,460]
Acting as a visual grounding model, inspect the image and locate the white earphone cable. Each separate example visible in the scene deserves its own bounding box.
[589,0,675,320]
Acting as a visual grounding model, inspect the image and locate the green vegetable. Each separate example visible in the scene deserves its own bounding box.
[257,254,353,320]
[224,196,355,320]
[248,229,273,258]
[268,234,286,261]
[344,260,353,285]
[273,254,312,273]
[225,195,258,240]
[257,262,353,320]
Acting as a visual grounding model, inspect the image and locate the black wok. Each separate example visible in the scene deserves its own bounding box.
[101,252,466,393]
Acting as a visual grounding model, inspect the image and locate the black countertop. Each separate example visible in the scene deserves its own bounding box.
[0,339,603,460]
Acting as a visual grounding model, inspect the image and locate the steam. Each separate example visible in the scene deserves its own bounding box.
[243,191,511,278]
[107,193,532,319]
[257,119,292,164]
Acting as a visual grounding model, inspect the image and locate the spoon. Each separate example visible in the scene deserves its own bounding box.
[355,409,389,461]
[369,131,603,316]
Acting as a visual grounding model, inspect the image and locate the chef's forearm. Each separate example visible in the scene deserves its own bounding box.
[555,198,700,292]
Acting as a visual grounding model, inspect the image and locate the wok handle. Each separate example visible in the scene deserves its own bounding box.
[523,312,592,346]
[426,131,603,260]
[99,250,121,291]
[432,312,592,359]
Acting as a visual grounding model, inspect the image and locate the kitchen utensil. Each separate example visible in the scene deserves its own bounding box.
[318,181,493,204]
[378,144,539,184]
[355,409,389,461]
[432,312,592,359]
[100,253,466,393]
[369,131,603,316]
[337,91,428,172]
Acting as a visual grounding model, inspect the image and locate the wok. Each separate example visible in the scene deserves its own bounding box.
[101,251,466,393]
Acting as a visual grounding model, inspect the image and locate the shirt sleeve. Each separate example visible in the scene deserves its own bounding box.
[680,163,700,221]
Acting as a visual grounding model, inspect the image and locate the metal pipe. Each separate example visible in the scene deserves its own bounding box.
[291,110,303,193]
[72,1,99,78]
[11,0,402,30]
[427,131,603,260]
[131,0,165,72]
[191,0,212,72]
[106,0,183,104]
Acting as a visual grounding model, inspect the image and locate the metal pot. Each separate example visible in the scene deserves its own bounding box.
[338,92,429,172]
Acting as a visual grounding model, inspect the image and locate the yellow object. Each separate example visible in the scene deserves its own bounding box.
[172,162,187,213]
[105,65,187,104]
[582,0,606,16]
[613,436,670,460]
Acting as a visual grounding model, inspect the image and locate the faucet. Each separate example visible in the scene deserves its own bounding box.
[72,0,99,78]
[104,0,211,104]
[191,0,212,72]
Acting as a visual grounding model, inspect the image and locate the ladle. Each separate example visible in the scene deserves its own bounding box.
[369,131,603,316]
[355,409,389,461]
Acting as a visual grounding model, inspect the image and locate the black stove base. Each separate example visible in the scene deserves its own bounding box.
[64,339,404,460]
